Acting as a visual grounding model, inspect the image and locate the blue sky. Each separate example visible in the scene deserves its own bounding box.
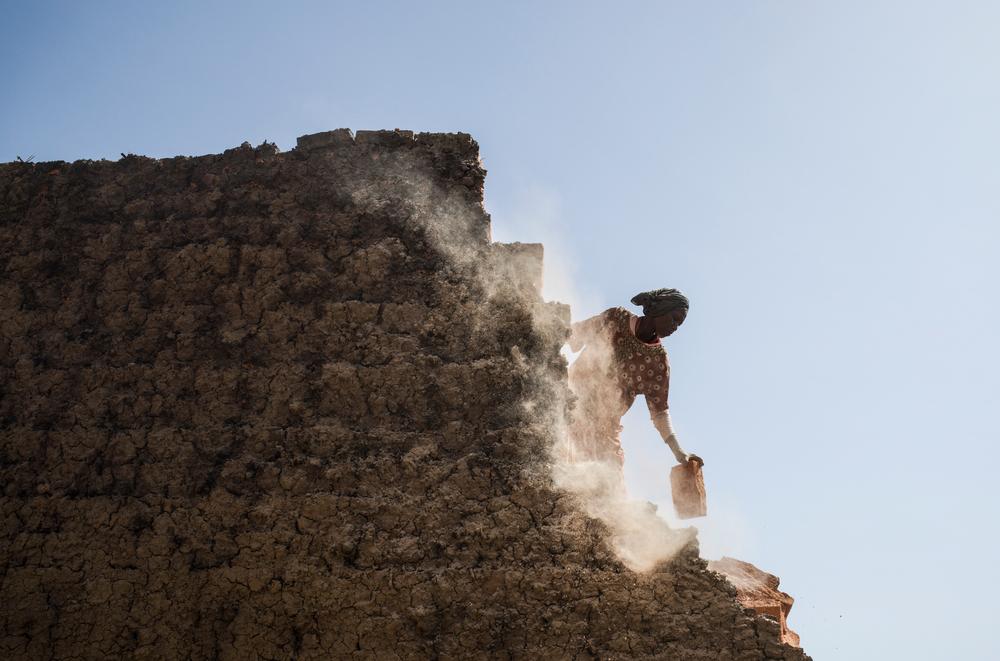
[3,2,999,658]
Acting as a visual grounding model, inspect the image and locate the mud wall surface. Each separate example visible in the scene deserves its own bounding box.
[0,129,810,660]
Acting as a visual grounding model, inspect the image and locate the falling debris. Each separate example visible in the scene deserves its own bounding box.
[670,458,708,519]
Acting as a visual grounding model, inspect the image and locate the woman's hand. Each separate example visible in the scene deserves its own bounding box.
[684,453,705,467]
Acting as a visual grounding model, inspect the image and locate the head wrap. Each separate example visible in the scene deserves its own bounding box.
[630,288,689,317]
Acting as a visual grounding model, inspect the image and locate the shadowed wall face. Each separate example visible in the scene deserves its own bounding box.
[0,130,809,660]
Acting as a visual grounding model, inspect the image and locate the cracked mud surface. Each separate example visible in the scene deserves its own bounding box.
[0,130,810,660]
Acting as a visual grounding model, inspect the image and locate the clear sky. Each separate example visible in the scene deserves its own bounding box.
[3,2,998,659]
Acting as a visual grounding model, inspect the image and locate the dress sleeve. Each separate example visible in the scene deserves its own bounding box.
[645,393,668,415]
[568,309,611,352]
[644,354,671,414]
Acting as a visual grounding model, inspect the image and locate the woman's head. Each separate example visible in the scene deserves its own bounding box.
[653,307,687,337]
[631,288,689,338]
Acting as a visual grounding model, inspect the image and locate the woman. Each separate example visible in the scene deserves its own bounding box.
[566,287,703,471]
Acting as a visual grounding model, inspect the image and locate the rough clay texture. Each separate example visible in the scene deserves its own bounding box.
[0,129,811,660]
[708,558,800,648]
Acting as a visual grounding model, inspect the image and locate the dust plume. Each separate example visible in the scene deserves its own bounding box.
[349,145,695,572]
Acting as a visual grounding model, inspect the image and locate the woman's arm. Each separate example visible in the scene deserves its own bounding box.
[648,402,704,466]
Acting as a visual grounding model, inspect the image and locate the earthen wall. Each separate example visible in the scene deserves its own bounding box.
[0,129,809,660]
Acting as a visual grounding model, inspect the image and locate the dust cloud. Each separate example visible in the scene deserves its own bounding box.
[352,149,696,572]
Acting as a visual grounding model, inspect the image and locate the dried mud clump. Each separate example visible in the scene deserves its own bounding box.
[0,129,810,660]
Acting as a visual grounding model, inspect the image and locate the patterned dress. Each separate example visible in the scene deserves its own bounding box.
[566,307,670,466]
